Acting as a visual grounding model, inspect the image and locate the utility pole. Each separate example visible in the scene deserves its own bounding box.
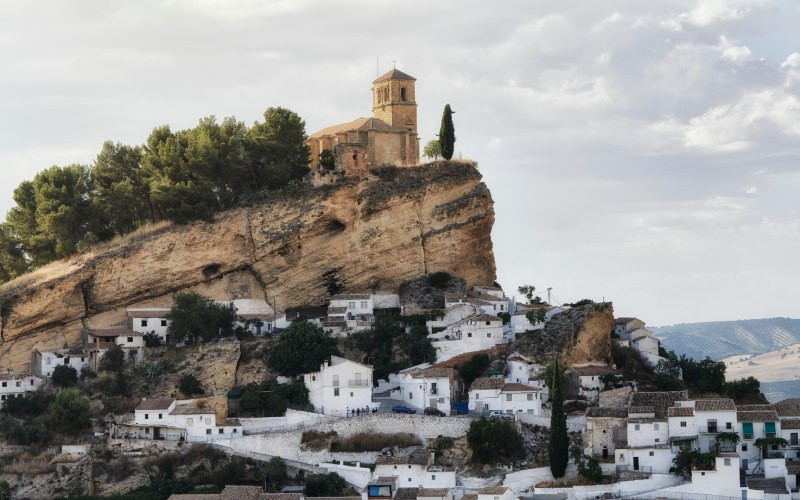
[547,287,552,305]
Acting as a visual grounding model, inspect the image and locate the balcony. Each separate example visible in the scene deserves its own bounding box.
[698,426,720,434]
[348,380,370,387]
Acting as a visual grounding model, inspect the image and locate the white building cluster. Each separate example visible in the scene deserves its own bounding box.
[114,397,242,442]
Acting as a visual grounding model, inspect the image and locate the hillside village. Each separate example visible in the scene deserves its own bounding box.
[0,70,798,500]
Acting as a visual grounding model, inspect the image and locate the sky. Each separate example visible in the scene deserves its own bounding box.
[1,0,799,325]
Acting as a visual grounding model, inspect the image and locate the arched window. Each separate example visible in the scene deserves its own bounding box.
[400,87,407,101]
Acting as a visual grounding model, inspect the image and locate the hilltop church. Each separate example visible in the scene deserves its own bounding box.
[307,69,420,174]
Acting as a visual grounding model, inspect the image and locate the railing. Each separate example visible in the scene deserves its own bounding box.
[347,380,369,387]
[698,427,719,434]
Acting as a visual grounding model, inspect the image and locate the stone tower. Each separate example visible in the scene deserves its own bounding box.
[372,68,417,134]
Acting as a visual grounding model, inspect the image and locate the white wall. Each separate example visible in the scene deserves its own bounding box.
[304,357,376,416]
[628,421,670,448]
[391,372,452,412]
[616,447,673,474]
[34,350,88,377]
[374,463,456,489]
[129,312,170,342]
[0,375,42,406]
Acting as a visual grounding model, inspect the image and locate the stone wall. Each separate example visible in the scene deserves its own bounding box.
[599,386,633,408]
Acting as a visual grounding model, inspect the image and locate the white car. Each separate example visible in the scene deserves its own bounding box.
[487,410,514,421]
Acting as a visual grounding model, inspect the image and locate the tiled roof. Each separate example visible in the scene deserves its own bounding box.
[507,354,530,363]
[394,489,421,500]
[695,399,736,412]
[781,419,800,429]
[262,494,302,500]
[630,391,688,419]
[136,398,175,411]
[466,290,506,302]
[746,477,788,494]
[327,306,347,314]
[418,367,455,379]
[375,450,429,466]
[469,313,502,322]
[628,417,661,423]
[570,364,619,377]
[668,407,694,417]
[170,405,214,416]
[127,308,170,318]
[428,347,500,369]
[220,486,264,500]
[736,404,774,411]
[471,377,506,390]
[775,401,800,417]
[502,383,538,392]
[418,488,450,497]
[629,406,655,414]
[479,486,509,494]
[737,410,779,422]
[587,407,628,418]
[330,293,370,300]
[373,68,416,83]
[614,317,638,324]
[461,495,478,500]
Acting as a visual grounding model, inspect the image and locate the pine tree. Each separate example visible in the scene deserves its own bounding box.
[548,355,569,478]
[438,104,456,160]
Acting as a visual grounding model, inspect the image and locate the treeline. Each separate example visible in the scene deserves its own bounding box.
[0,107,311,283]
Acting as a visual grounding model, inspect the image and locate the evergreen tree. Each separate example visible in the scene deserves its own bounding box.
[548,355,569,478]
[438,104,456,160]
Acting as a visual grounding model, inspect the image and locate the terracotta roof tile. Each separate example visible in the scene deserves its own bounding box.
[570,364,619,377]
[136,398,175,411]
[373,68,416,83]
[502,383,538,392]
[781,419,800,429]
[470,377,505,390]
[737,410,779,422]
[668,407,694,417]
[695,399,736,412]
[587,407,628,418]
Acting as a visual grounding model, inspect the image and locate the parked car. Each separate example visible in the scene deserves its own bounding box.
[487,410,514,420]
[391,405,417,414]
[424,407,446,417]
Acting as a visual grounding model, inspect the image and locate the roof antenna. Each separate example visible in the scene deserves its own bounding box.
[393,59,397,69]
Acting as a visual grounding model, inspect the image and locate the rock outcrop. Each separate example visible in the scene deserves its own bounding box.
[511,302,614,364]
[0,161,496,371]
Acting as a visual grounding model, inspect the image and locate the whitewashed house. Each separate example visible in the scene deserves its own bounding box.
[127,307,171,343]
[303,356,377,416]
[229,298,274,336]
[115,397,241,441]
[83,328,144,370]
[468,377,541,416]
[476,486,515,500]
[736,407,783,474]
[444,295,497,317]
[505,352,544,385]
[31,347,89,377]
[426,302,479,334]
[614,317,646,338]
[389,364,456,413]
[374,450,456,490]
[569,363,621,403]
[0,372,43,407]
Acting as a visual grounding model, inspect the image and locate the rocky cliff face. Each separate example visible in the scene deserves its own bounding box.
[511,303,614,364]
[0,162,496,371]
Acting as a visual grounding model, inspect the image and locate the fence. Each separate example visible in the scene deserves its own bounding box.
[623,493,740,500]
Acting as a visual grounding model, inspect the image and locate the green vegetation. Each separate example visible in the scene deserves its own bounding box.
[0,107,310,283]
[427,271,453,289]
[99,344,126,373]
[238,379,310,417]
[143,332,162,347]
[548,356,569,478]
[570,445,603,483]
[672,449,717,478]
[422,139,442,160]
[526,308,546,325]
[457,353,491,386]
[304,472,347,496]
[45,389,91,435]
[51,364,78,387]
[0,480,10,500]
[167,291,236,345]
[349,315,436,383]
[466,417,526,465]
[268,321,339,377]
[438,104,456,160]
[179,374,204,396]
[331,432,421,452]
[755,437,789,458]
[319,149,335,170]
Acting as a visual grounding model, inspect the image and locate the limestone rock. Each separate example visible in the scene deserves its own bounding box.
[0,162,496,371]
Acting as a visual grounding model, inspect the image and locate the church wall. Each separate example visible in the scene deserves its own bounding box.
[369,131,407,167]
[334,144,369,175]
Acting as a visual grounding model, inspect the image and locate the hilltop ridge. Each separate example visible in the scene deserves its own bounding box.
[0,161,496,371]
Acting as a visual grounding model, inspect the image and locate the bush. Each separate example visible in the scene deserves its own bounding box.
[179,374,204,396]
[0,415,52,446]
[80,366,97,379]
[467,417,526,465]
[238,379,309,417]
[331,432,420,452]
[304,472,346,496]
[143,332,162,347]
[99,345,126,373]
[52,365,78,387]
[45,389,91,435]
[458,353,490,386]
[1,391,53,418]
[268,321,339,377]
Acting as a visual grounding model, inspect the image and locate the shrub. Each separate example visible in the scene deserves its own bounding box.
[467,417,526,465]
[80,366,97,379]
[331,432,421,452]
[99,345,126,373]
[143,332,162,347]
[52,365,78,387]
[268,321,339,377]
[45,389,91,435]
[458,353,490,386]
[179,374,204,396]
[305,472,346,496]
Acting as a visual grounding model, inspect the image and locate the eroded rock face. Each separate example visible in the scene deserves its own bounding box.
[0,162,496,370]
[511,303,614,364]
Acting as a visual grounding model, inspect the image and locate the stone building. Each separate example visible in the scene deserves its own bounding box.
[307,69,420,175]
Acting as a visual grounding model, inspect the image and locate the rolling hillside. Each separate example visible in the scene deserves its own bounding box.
[652,317,800,361]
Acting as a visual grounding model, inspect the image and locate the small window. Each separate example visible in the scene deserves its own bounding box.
[127,337,133,343]
[145,414,149,420]
[506,394,512,401]
[206,429,211,435]
[334,388,340,396]
[680,421,687,427]
[161,319,167,326]
[654,423,660,430]
[408,478,412,482]
[233,429,237,433]
[400,87,407,101]
[467,332,472,338]
[742,444,748,451]
[1,382,5,388]
[726,422,732,429]
[655,438,660,443]
[475,393,479,399]
[649,451,654,456]
[527,393,533,401]
[724,458,731,466]
[141,319,147,327]
[486,332,491,338]
[431,474,436,480]
[361,301,368,308]
[312,375,316,381]
[219,428,224,434]
[350,392,353,397]
[158,414,163,419]
[348,301,355,309]
[486,321,491,326]
[634,424,640,431]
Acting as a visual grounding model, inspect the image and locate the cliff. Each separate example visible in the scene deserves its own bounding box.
[511,303,614,364]
[0,161,496,371]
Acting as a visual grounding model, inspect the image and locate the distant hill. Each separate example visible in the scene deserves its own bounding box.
[652,317,800,361]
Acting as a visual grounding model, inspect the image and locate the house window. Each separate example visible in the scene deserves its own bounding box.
[742,422,754,439]
[360,301,368,308]
[348,302,355,309]
[634,424,640,431]
[46,358,51,365]
[467,332,472,338]
[527,393,533,401]
[475,393,479,399]
[312,376,316,381]
[431,474,436,480]
[655,438,660,443]
[742,444,748,451]
[206,429,211,435]
[409,393,413,399]
[765,421,776,437]
[158,414,163,419]
[654,424,659,430]
[1,382,5,388]
[724,458,731,466]
[506,394,512,401]
[649,451,654,456]
[233,429,237,433]
[219,429,224,434]
[486,333,491,338]
[726,422,732,430]
[680,421,686,427]
[400,87,407,101]
[145,414,149,420]
[350,392,353,397]
[141,319,147,327]
[187,418,193,426]
[127,337,133,343]
[161,319,167,326]
[486,321,491,326]
[334,388,340,396]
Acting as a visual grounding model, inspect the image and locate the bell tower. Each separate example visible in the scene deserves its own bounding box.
[372,69,417,135]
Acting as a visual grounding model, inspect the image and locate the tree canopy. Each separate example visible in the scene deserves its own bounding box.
[166,292,236,344]
[0,107,310,284]
[422,139,442,160]
[466,417,526,465]
[268,321,339,377]
[51,365,78,387]
[438,104,456,160]
[45,389,91,435]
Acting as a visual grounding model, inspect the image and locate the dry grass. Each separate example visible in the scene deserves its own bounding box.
[301,430,337,451]
[331,432,421,452]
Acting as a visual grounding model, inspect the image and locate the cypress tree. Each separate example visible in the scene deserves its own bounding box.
[548,355,569,478]
[438,104,456,160]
